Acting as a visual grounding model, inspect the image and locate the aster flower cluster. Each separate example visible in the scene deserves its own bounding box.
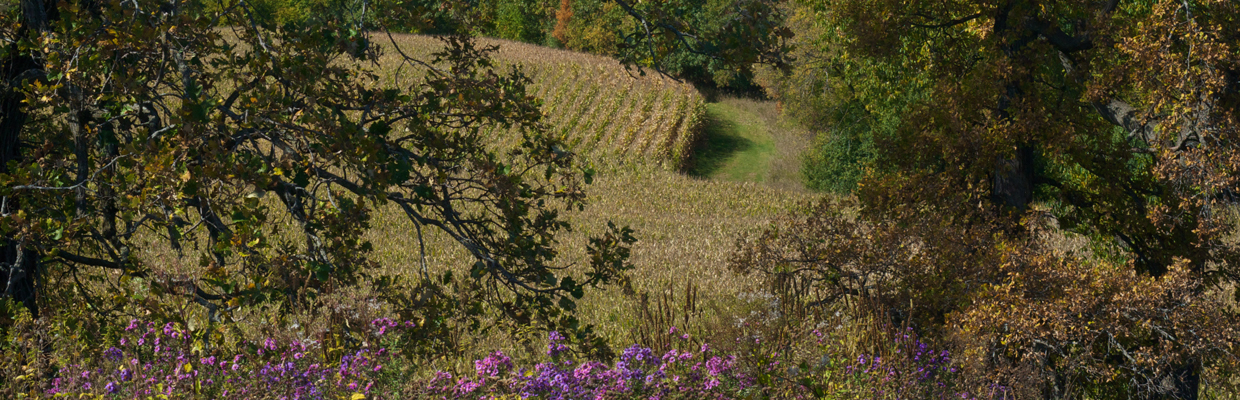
[40,319,988,399]
[413,331,750,399]
[46,319,394,399]
[800,327,1006,400]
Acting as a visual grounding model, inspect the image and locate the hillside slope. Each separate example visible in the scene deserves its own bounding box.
[375,35,707,170]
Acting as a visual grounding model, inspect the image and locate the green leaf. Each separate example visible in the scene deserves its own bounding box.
[557,296,576,311]
[293,169,311,188]
[369,121,391,138]
[560,276,583,299]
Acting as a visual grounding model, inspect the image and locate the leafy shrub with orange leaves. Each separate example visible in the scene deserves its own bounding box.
[958,249,1238,398]
[731,195,1240,397]
[552,0,573,45]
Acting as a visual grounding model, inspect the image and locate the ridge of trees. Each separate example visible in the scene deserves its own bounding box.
[224,0,791,91]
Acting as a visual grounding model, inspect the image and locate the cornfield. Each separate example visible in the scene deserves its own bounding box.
[376,34,707,170]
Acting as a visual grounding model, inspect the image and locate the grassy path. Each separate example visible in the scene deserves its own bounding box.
[687,97,811,190]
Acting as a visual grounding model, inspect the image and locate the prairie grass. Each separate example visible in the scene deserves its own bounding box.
[361,165,818,352]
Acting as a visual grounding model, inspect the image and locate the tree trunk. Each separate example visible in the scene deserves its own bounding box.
[1153,360,1199,400]
[992,144,1035,211]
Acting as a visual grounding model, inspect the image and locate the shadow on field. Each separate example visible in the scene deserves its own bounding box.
[686,109,753,177]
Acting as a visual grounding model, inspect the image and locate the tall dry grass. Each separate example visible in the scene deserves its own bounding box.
[360,165,818,350]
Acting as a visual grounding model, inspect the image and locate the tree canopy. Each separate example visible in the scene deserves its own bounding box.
[743,0,1240,396]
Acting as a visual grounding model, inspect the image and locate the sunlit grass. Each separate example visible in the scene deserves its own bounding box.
[689,97,813,190]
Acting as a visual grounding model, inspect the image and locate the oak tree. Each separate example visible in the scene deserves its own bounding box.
[0,0,632,350]
[743,0,1240,397]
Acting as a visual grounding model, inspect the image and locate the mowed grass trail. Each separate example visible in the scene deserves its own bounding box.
[689,97,812,191]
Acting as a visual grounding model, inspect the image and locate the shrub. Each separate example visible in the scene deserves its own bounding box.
[731,196,1240,397]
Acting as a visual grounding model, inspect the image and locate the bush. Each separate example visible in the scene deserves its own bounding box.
[800,104,881,194]
[730,196,1240,397]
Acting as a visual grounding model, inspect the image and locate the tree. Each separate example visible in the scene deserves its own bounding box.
[743,0,1240,397]
[0,0,633,351]
[537,0,791,89]
[777,0,1239,275]
[552,0,572,45]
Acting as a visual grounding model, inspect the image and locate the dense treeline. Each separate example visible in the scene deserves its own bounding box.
[226,0,774,90]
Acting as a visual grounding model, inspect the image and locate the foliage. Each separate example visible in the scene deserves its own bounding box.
[206,0,790,90]
[775,0,1240,276]
[754,1,929,193]
[957,245,1238,398]
[602,0,791,91]
[733,196,1240,396]
[551,0,572,45]
[800,120,879,194]
[489,0,547,43]
[743,0,1240,396]
[14,0,1240,397]
[557,0,628,55]
[199,0,471,34]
